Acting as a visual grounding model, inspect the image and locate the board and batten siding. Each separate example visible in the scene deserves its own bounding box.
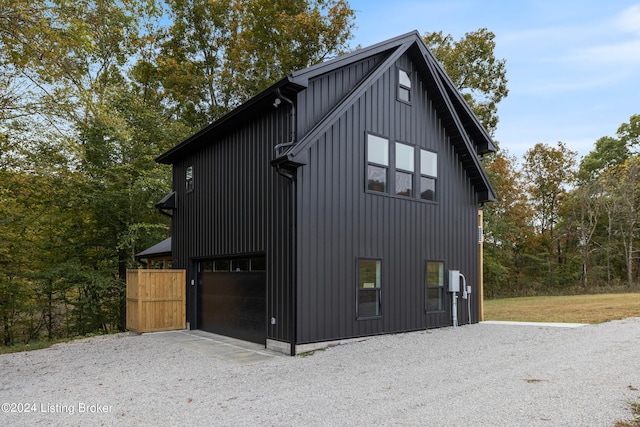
[295,53,479,344]
[171,106,295,343]
[297,54,386,139]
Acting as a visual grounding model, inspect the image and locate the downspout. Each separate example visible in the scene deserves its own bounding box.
[274,166,297,357]
[273,88,298,356]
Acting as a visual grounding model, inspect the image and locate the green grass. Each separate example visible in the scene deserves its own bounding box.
[484,293,640,324]
[614,400,640,427]
[0,333,106,355]
[0,338,71,355]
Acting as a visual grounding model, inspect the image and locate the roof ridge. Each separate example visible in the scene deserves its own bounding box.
[289,30,422,85]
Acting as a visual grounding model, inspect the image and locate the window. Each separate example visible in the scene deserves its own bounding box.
[250,257,266,271]
[358,259,381,318]
[231,259,249,272]
[186,165,194,192]
[395,143,414,197]
[420,150,437,201]
[367,134,389,192]
[398,69,411,103]
[426,261,444,312]
[206,257,266,272]
[214,259,230,271]
[366,134,438,203]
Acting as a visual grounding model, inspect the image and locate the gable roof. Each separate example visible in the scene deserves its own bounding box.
[156,31,496,202]
[281,31,496,202]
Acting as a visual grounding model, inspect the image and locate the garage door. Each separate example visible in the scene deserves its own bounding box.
[197,258,266,344]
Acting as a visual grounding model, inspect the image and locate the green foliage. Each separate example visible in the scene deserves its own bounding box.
[523,142,576,238]
[0,0,355,346]
[484,115,640,297]
[150,0,355,128]
[424,28,508,136]
[577,136,630,183]
[5,0,637,339]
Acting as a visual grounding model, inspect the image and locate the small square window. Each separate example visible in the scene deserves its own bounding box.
[250,257,266,271]
[214,260,230,272]
[398,87,410,103]
[421,177,436,201]
[426,287,444,312]
[232,259,249,272]
[368,165,387,192]
[396,143,414,172]
[421,150,437,177]
[396,171,413,197]
[367,134,389,166]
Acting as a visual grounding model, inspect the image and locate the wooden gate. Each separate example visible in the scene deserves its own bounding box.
[126,269,186,333]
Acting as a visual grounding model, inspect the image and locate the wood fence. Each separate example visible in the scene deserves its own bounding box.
[126,269,186,333]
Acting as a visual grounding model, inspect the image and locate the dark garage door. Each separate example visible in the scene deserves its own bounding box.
[197,268,266,345]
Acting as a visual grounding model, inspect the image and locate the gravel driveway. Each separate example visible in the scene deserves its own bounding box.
[1,318,639,426]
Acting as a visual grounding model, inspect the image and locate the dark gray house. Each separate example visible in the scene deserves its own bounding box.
[156,31,496,355]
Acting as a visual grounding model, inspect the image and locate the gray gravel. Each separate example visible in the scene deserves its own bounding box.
[1,318,640,426]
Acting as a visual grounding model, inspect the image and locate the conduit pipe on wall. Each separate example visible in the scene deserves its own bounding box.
[273,89,297,157]
[449,271,467,328]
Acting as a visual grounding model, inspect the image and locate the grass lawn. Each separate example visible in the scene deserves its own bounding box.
[483,293,640,324]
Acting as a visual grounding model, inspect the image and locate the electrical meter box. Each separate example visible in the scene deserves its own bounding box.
[448,270,460,292]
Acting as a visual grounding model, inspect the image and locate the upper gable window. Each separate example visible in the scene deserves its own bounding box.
[398,69,411,103]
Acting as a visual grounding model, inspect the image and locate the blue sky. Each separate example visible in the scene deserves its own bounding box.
[348,0,640,161]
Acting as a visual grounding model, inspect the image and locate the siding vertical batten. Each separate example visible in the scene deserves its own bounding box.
[156,32,496,352]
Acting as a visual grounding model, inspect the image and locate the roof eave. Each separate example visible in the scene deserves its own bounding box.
[414,40,497,202]
[156,77,307,164]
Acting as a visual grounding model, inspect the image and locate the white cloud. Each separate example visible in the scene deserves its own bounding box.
[615,4,640,35]
[569,39,640,65]
[563,4,640,65]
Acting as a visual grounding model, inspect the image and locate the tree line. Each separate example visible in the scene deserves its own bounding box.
[0,0,355,345]
[483,115,640,297]
[0,1,636,346]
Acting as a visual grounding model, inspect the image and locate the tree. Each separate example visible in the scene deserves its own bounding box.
[564,180,603,288]
[0,0,359,344]
[523,142,576,238]
[521,142,576,288]
[0,0,155,126]
[482,152,533,296]
[601,158,640,286]
[577,136,630,183]
[573,115,640,286]
[618,114,640,150]
[423,28,508,137]
[155,0,355,128]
